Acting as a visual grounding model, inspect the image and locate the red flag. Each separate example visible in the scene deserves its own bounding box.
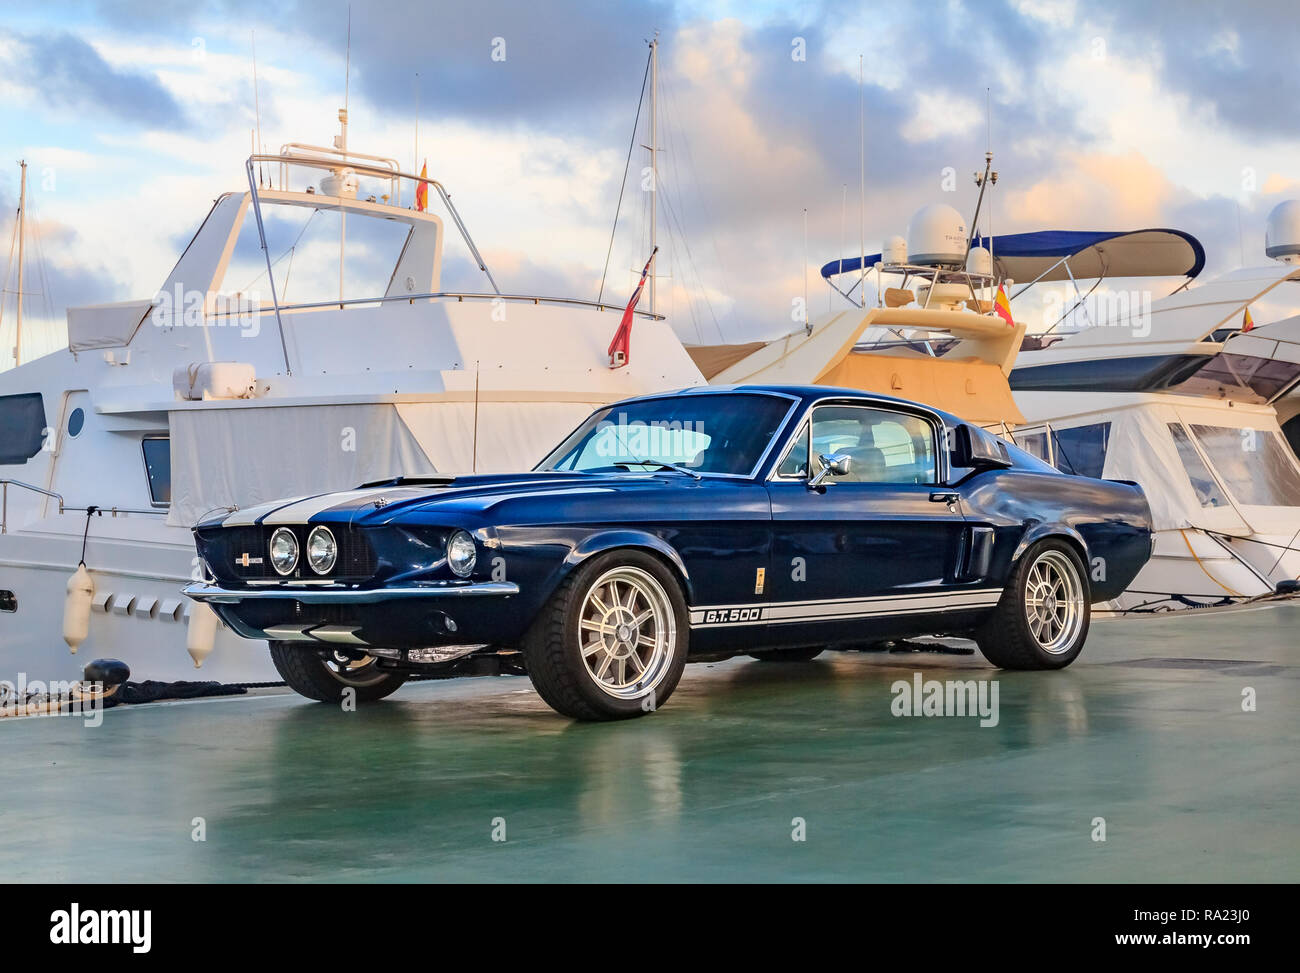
[1242,306,1255,332]
[608,247,657,368]
[415,160,428,212]
[993,284,1015,326]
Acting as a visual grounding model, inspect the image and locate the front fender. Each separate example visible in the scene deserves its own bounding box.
[562,529,695,603]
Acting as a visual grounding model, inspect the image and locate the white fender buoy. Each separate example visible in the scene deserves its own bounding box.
[186,602,219,668]
[63,563,94,654]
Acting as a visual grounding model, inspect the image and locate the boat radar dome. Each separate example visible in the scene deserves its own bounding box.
[908,204,968,267]
[1265,200,1300,263]
[319,167,359,199]
[882,235,908,265]
[966,245,993,276]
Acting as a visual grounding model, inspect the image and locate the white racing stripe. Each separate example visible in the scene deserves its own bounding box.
[690,588,1002,629]
[220,495,320,527]
[259,488,428,525]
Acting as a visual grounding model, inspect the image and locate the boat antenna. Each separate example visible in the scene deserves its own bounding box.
[966,89,997,267]
[837,183,846,313]
[858,54,865,308]
[15,160,26,366]
[251,31,265,187]
[597,45,652,305]
[414,71,420,201]
[648,31,659,315]
[803,207,810,335]
[338,4,351,306]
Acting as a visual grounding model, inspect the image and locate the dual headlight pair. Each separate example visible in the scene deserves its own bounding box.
[269,526,336,576]
[266,526,477,578]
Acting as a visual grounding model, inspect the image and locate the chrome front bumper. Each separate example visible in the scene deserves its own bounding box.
[182,580,520,604]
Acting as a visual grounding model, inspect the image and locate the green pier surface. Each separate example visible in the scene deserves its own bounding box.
[2,603,1296,883]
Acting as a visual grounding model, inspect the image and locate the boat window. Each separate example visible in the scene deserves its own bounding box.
[1186,354,1300,401]
[808,405,937,484]
[67,407,85,438]
[0,392,46,465]
[221,204,415,308]
[1018,431,1050,464]
[0,590,14,613]
[1190,424,1300,507]
[1168,424,1228,508]
[142,437,171,506]
[1050,422,1110,479]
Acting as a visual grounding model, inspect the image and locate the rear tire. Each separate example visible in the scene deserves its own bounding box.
[749,646,825,662]
[975,539,1090,670]
[269,641,408,702]
[521,550,688,720]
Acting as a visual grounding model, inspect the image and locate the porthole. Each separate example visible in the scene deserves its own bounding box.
[67,407,85,438]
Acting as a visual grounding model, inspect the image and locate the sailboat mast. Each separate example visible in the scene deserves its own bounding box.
[648,35,658,316]
[15,160,25,367]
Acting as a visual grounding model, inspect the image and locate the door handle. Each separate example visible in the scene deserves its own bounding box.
[929,492,960,504]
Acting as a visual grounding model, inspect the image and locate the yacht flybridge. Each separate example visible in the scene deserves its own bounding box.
[0,115,704,683]
[690,204,1027,430]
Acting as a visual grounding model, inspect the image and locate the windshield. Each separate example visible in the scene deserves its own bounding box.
[538,393,794,476]
[1189,424,1300,507]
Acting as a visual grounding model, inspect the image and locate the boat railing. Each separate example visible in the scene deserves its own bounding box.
[202,290,667,321]
[1,479,167,535]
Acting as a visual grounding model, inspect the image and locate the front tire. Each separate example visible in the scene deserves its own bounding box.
[975,539,1090,670]
[522,551,688,720]
[269,642,408,702]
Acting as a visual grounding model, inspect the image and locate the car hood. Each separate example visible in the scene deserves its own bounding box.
[206,471,706,528]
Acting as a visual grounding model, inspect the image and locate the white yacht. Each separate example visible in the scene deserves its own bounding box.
[729,196,1300,613]
[0,113,704,684]
[1006,203,1300,611]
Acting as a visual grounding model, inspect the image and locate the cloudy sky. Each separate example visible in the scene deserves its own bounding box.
[2,0,1299,366]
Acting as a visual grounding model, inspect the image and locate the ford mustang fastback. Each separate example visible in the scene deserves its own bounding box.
[184,385,1153,720]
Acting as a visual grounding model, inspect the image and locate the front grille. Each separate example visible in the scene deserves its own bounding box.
[203,524,378,582]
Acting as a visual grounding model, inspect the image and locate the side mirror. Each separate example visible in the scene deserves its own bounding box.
[808,451,852,489]
[950,424,1011,471]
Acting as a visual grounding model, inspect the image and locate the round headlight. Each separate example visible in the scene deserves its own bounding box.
[446,530,477,578]
[307,526,338,575]
[269,527,299,576]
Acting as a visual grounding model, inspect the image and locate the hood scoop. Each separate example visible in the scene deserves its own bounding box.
[358,475,458,489]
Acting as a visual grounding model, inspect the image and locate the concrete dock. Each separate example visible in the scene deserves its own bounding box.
[1,602,1296,882]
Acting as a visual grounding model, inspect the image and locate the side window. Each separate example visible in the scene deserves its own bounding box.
[1168,424,1227,507]
[809,406,937,484]
[1051,422,1110,478]
[776,425,810,477]
[0,392,46,465]
[142,437,171,506]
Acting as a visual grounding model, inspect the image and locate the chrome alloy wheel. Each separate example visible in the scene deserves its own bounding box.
[578,566,677,699]
[1024,549,1086,654]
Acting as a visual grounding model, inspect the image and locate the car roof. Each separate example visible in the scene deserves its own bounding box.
[616,384,967,427]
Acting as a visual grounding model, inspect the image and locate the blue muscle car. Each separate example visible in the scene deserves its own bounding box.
[184,386,1153,720]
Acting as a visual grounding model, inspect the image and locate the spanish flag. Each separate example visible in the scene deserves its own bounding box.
[993,284,1015,326]
[1242,306,1255,332]
[415,160,428,212]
